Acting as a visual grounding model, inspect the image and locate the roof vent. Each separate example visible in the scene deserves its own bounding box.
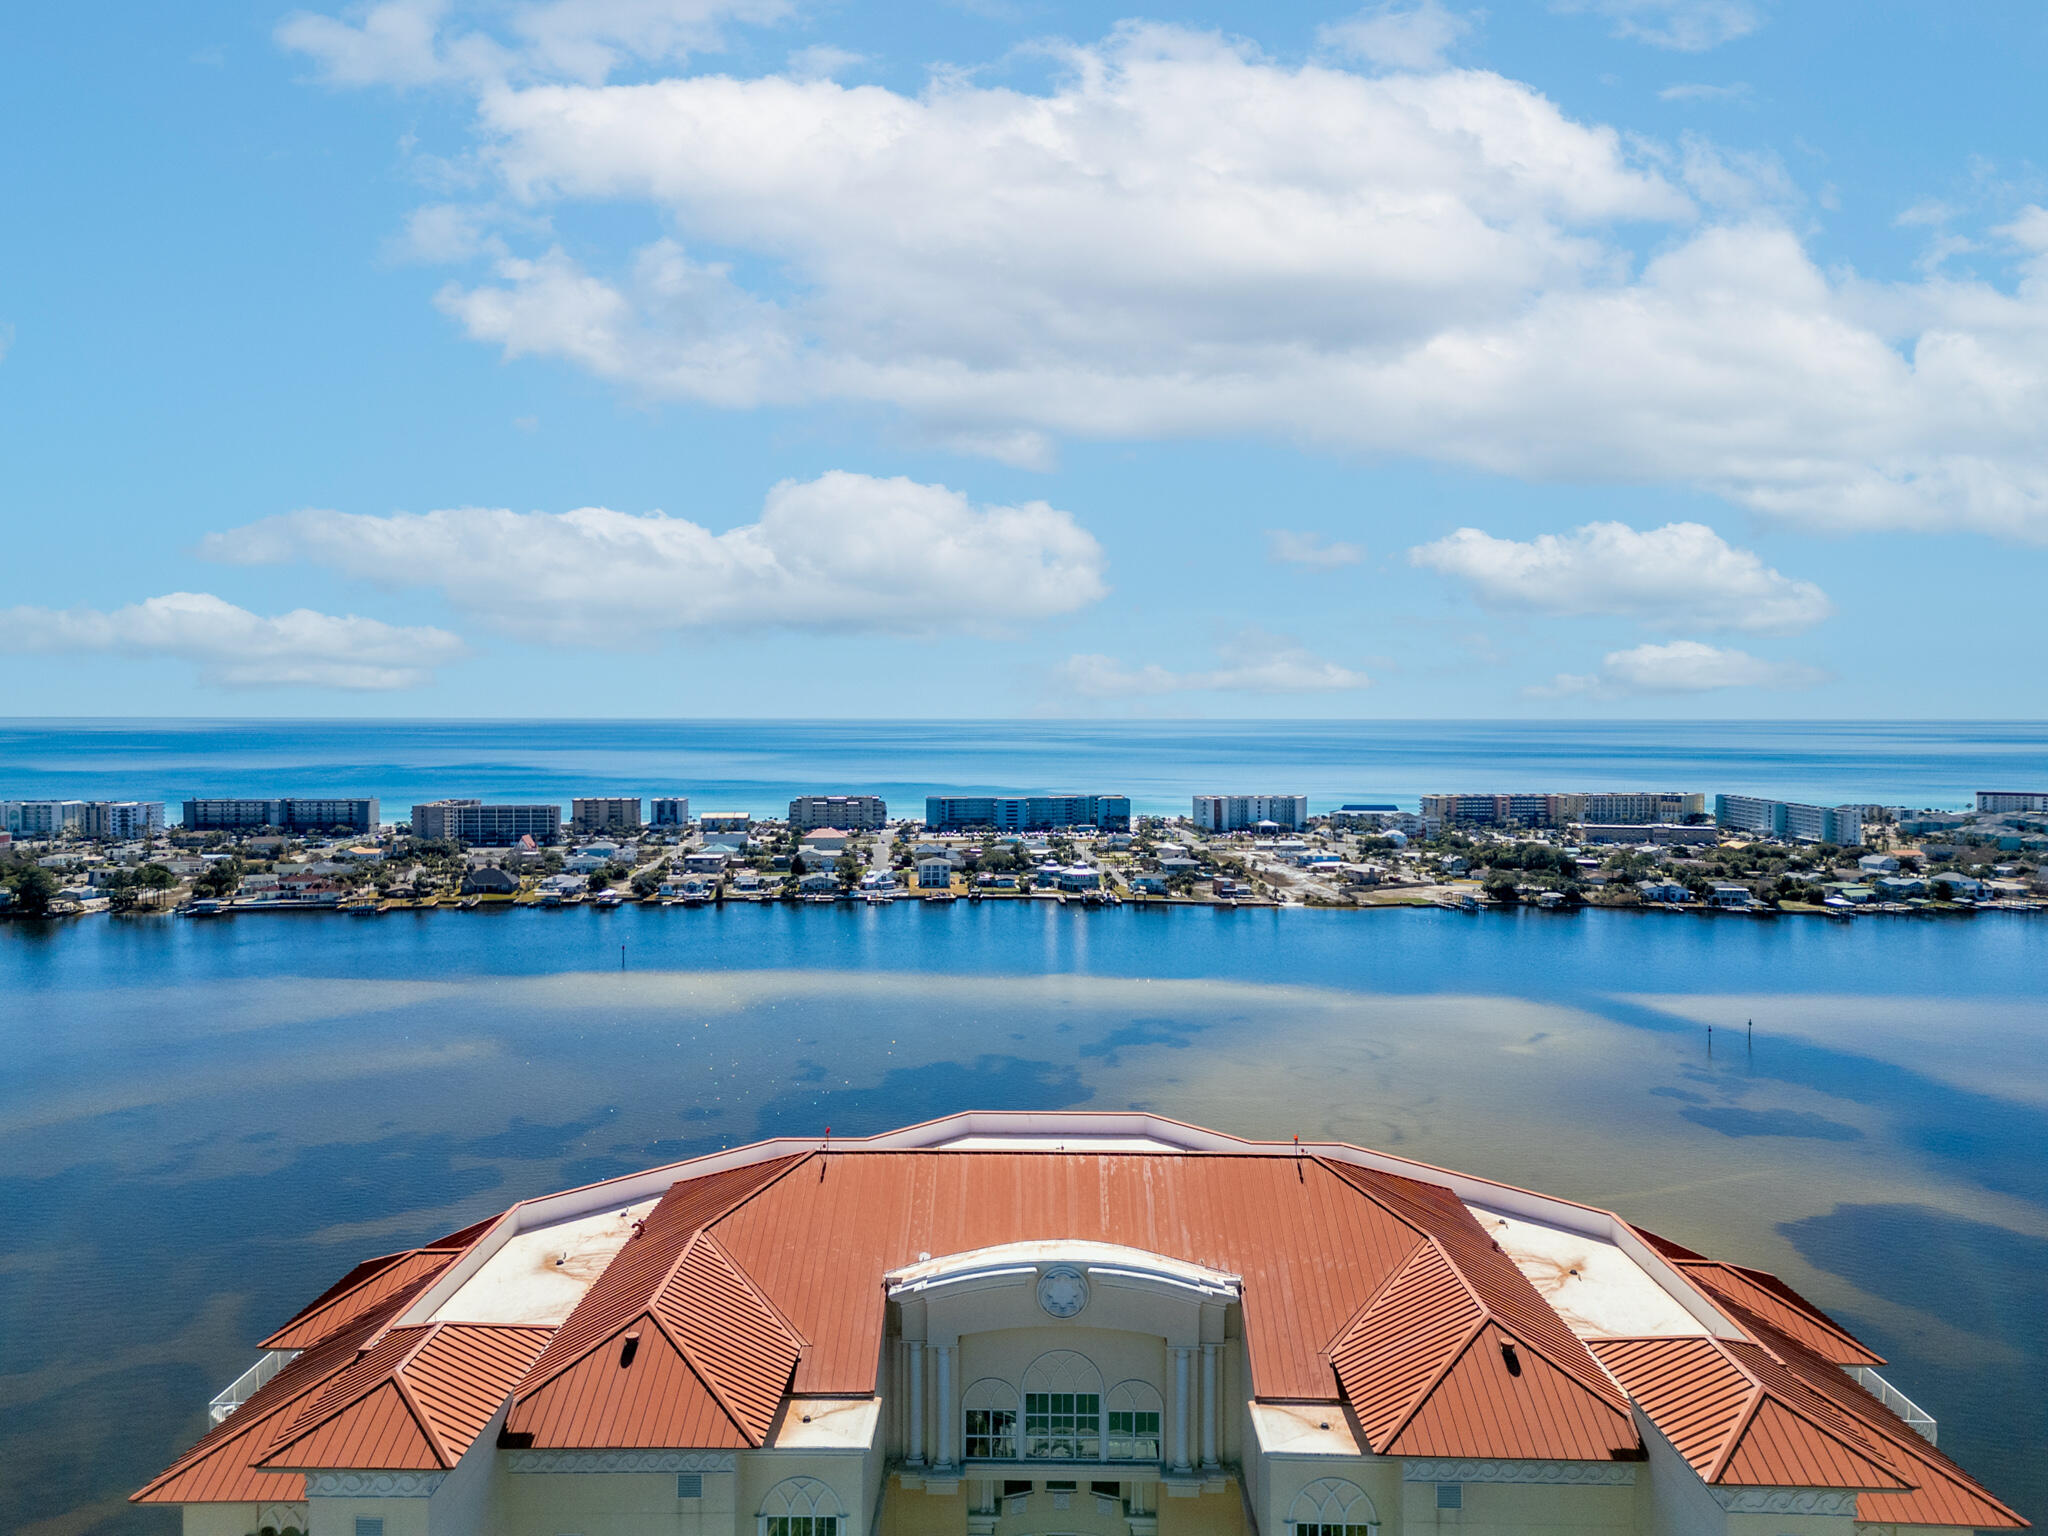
[1499,1341,1522,1378]
[620,1331,642,1368]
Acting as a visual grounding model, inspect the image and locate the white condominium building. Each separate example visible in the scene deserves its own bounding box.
[789,794,889,830]
[1191,795,1308,833]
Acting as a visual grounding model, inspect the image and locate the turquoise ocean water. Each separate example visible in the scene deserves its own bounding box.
[3,717,2045,812]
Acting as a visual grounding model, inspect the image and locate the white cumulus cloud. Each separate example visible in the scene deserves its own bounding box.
[1062,630,1369,697]
[1316,1,1472,72]
[286,12,2048,539]
[1409,520,1830,632]
[278,0,790,88]
[1554,0,1763,52]
[0,592,465,690]
[203,471,1107,644]
[1268,530,1365,568]
[1536,639,1823,696]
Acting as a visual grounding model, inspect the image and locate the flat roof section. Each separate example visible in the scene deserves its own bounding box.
[767,1398,882,1451]
[431,1197,661,1326]
[1468,1202,1709,1340]
[1249,1402,1366,1458]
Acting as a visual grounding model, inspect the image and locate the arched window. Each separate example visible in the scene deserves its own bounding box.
[1288,1478,1378,1536]
[1104,1380,1162,1461]
[760,1478,843,1536]
[1021,1351,1103,1460]
[963,1377,1017,1460]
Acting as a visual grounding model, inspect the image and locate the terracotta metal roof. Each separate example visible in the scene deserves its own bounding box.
[706,1151,1432,1401]
[261,1323,551,1471]
[506,1157,803,1449]
[1668,1258,1884,1368]
[1321,1163,1637,1461]
[132,1291,416,1504]
[1740,1309,2028,1529]
[259,1246,463,1351]
[1593,1332,1908,1490]
[133,1118,2022,1526]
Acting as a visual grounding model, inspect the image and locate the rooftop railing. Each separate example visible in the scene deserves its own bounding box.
[208,1349,299,1423]
[1849,1365,1937,1444]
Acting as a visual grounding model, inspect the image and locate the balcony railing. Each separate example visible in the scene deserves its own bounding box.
[208,1349,299,1423]
[1849,1366,1937,1444]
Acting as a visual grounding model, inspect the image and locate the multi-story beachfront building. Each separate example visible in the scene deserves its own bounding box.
[81,800,166,838]
[651,797,693,828]
[1190,795,1308,833]
[1419,793,1574,830]
[133,1111,2017,1536]
[1579,792,1706,824]
[1714,796,1868,846]
[926,795,1132,833]
[410,800,562,845]
[572,798,644,835]
[181,798,380,834]
[1976,791,2048,813]
[790,794,889,831]
[2,799,87,836]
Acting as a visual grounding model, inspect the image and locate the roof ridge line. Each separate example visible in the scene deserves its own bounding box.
[1703,1375,1767,1485]
[512,1156,802,1404]
[645,1305,764,1447]
[1372,1302,1490,1453]
[694,1230,811,1351]
[1709,1340,1908,1490]
[257,1248,423,1347]
[1311,1156,1440,1247]
[388,1368,454,1470]
[1478,1314,1631,1412]
[1322,1231,1431,1364]
[270,1324,444,1463]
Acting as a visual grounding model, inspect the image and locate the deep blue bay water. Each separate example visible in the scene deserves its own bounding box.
[4,902,2046,1533]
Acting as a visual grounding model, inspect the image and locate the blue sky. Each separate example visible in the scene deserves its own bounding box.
[1,0,2045,718]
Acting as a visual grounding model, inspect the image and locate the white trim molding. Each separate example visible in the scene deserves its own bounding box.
[304,1471,445,1498]
[1400,1459,1638,1486]
[506,1449,738,1474]
[1710,1488,1859,1515]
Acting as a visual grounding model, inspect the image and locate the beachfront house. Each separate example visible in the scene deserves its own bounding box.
[916,855,956,890]
[1707,882,1754,909]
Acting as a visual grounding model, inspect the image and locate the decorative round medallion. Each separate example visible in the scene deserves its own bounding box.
[1037,1264,1089,1318]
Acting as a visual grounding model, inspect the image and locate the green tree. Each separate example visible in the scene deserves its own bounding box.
[7,865,61,917]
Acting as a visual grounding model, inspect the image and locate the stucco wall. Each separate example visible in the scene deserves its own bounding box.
[495,1470,734,1536]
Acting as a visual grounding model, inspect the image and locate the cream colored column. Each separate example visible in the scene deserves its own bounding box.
[1171,1346,1193,1473]
[907,1340,926,1467]
[1199,1344,1219,1471]
[935,1344,957,1470]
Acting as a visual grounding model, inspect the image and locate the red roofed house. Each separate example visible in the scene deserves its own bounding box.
[136,1113,2024,1536]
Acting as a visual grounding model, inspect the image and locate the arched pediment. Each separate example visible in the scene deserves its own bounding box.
[885,1241,1240,1304]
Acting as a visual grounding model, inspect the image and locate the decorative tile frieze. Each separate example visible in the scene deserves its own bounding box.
[1400,1459,1637,1486]
[1710,1488,1858,1515]
[304,1471,445,1498]
[506,1449,738,1474]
